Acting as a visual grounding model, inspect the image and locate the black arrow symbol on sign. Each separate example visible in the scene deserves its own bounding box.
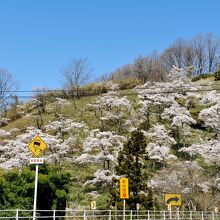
[166,196,179,204]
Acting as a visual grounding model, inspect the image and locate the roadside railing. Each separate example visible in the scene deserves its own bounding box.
[0,209,220,219]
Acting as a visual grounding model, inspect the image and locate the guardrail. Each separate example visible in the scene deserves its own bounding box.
[0,209,220,219]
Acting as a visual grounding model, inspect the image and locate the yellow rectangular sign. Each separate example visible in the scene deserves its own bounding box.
[120,178,129,199]
[165,193,182,206]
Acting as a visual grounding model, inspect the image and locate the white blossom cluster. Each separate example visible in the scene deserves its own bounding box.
[75,129,126,165]
[0,126,72,169]
[199,103,220,134]
[149,161,209,194]
[144,124,176,163]
[180,139,220,165]
[162,103,196,127]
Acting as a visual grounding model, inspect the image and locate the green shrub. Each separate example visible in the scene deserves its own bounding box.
[214,70,220,80]
[81,83,107,95]
[113,77,141,90]
[192,73,214,82]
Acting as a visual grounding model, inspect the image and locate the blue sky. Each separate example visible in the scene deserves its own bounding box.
[0,0,220,93]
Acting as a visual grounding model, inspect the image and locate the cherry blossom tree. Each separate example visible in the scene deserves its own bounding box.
[135,66,198,127]
[143,124,176,167]
[199,103,220,136]
[51,97,72,119]
[162,103,196,146]
[149,161,213,210]
[0,127,71,169]
[137,93,176,126]
[45,116,87,147]
[75,129,126,186]
[0,129,11,137]
[180,139,220,165]
[198,91,220,106]
[75,129,126,170]
[136,66,198,99]
[83,169,119,187]
[87,92,131,132]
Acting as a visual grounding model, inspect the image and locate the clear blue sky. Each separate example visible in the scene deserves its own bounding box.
[0,0,220,92]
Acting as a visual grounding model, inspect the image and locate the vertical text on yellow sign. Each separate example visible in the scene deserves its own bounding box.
[120,178,129,199]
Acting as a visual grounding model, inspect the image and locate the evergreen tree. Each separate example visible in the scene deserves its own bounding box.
[111,129,154,210]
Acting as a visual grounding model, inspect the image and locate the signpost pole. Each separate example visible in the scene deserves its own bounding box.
[119,178,129,220]
[28,135,47,220]
[168,204,172,220]
[33,164,39,220]
[123,199,126,220]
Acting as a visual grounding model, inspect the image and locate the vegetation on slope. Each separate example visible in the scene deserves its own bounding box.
[0,67,219,212]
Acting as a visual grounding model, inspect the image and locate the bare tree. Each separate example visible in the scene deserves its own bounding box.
[205,33,220,73]
[0,67,17,113]
[111,64,133,81]
[171,39,187,68]
[193,35,207,74]
[161,47,177,72]
[133,55,161,83]
[182,41,195,68]
[99,72,114,82]
[136,52,166,82]
[62,57,92,97]
[161,34,220,75]
[133,56,148,83]
[161,39,187,71]
[32,87,48,129]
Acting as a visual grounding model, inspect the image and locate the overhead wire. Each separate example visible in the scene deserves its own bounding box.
[3,82,220,100]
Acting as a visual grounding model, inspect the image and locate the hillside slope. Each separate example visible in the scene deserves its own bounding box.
[0,68,220,210]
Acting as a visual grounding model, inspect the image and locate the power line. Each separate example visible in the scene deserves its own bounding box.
[3,82,220,100]
[3,82,220,94]
[5,89,220,101]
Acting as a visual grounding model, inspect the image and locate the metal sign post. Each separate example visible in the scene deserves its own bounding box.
[33,164,39,220]
[119,178,129,220]
[27,135,47,220]
[30,158,44,220]
[123,199,126,220]
[168,204,172,220]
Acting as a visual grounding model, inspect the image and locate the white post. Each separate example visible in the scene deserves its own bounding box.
[177,210,180,220]
[109,210,111,220]
[212,212,215,220]
[123,200,126,220]
[53,209,56,220]
[84,210,86,220]
[33,164,39,220]
[16,209,19,220]
[130,210,132,220]
[190,211,192,220]
[163,211,166,220]
[169,210,172,220]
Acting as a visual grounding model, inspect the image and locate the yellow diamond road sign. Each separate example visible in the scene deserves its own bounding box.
[28,135,48,157]
[165,193,182,206]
